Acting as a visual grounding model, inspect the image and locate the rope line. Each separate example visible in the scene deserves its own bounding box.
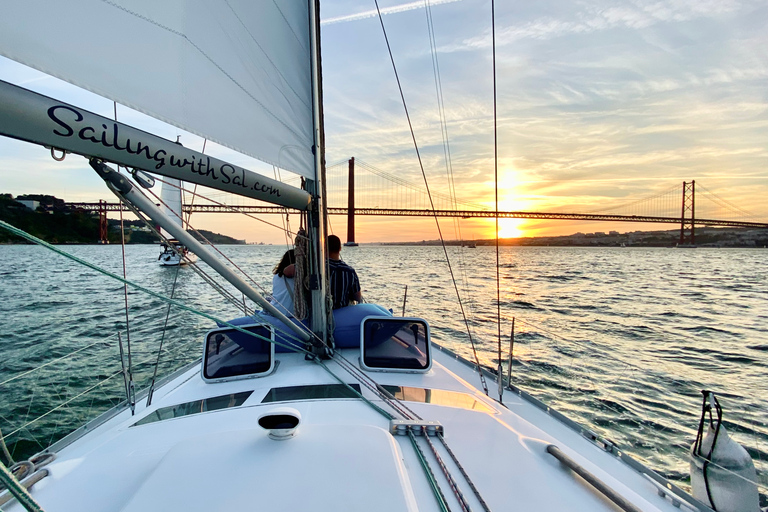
[438,433,493,512]
[408,430,452,512]
[423,432,472,511]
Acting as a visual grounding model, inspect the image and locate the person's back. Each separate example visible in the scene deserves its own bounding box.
[327,235,362,309]
[271,249,296,317]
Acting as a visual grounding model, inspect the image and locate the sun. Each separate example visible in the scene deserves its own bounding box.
[497,218,525,238]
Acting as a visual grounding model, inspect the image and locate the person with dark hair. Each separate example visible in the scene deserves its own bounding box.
[271,249,296,317]
[327,235,362,309]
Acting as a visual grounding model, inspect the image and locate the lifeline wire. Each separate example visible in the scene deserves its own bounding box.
[373,0,488,396]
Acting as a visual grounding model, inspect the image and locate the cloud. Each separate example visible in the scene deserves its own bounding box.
[441,0,744,52]
[322,0,464,26]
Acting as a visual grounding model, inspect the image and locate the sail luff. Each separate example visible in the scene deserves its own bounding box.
[0,80,311,211]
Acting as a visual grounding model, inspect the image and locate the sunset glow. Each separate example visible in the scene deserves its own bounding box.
[497,218,525,238]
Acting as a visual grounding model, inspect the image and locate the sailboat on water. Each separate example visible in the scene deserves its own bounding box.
[157,177,196,266]
[0,1,760,511]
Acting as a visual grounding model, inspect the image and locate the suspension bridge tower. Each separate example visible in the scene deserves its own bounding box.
[679,181,695,246]
[344,157,358,247]
[98,199,109,244]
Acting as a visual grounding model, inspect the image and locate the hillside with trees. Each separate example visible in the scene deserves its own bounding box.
[0,194,244,245]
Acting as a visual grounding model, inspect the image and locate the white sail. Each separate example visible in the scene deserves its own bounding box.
[160,178,184,238]
[0,0,315,179]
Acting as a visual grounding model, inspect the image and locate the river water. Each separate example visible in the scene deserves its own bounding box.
[1,243,766,498]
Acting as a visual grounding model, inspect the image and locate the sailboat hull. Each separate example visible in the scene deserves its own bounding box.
[2,340,706,512]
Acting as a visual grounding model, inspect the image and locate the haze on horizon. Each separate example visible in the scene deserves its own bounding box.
[0,0,766,245]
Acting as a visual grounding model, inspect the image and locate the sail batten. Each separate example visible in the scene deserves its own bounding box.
[0,0,315,178]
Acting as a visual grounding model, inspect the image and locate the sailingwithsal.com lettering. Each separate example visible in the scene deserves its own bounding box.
[47,104,281,197]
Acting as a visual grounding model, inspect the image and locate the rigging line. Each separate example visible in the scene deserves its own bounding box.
[146,260,182,407]
[0,427,13,466]
[314,360,395,420]
[356,160,487,210]
[114,187,255,314]
[0,220,313,356]
[373,0,489,395]
[331,354,420,420]
[118,202,134,403]
[423,0,475,317]
[185,138,207,229]
[424,1,460,216]
[437,433,493,512]
[4,368,125,440]
[273,165,292,248]
[172,179,309,241]
[146,177,267,293]
[408,430,452,512]
[491,0,502,400]
[422,433,472,512]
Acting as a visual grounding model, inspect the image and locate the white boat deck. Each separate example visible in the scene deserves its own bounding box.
[3,345,704,512]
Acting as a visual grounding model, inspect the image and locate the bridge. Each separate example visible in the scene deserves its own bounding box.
[69,158,768,244]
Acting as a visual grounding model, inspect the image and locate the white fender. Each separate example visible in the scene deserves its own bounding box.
[690,414,759,512]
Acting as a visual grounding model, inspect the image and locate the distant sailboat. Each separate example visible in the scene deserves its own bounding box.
[157,177,195,266]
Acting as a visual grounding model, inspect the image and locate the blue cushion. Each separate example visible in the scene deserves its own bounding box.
[219,303,393,352]
[332,303,393,348]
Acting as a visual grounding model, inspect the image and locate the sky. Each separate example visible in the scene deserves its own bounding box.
[1,0,766,244]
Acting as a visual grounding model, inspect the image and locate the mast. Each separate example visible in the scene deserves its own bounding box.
[307,0,331,350]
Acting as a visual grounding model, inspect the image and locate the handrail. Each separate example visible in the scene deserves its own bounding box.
[546,444,643,512]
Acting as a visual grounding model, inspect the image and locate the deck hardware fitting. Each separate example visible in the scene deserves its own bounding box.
[391,420,444,436]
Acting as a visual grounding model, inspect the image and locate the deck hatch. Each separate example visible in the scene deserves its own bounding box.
[360,317,431,373]
[202,323,275,382]
[133,391,253,426]
[382,385,494,413]
[261,384,362,403]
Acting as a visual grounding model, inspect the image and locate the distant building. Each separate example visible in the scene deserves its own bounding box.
[594,231,606,237]
[609,231,619,236]
[18,200,39,210]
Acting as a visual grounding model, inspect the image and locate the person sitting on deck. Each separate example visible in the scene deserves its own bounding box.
[271,249,296,317]
[327,235,362,309]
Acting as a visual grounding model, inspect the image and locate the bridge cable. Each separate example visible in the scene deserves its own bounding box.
[373,0,488,395]
[697,183,763,221]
